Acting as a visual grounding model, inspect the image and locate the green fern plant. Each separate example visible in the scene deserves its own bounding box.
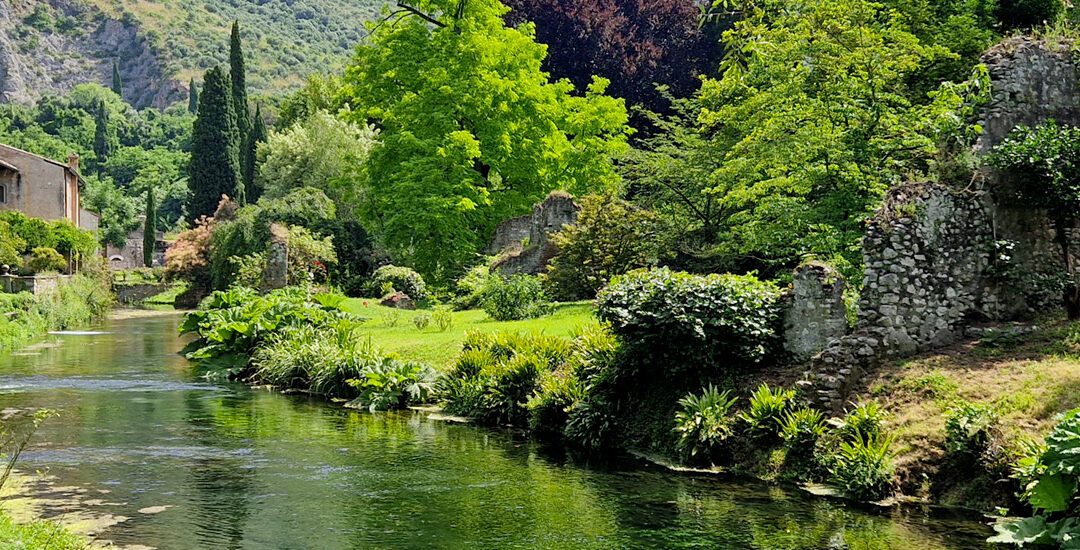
[831,434,897,501]
[740,383,796,441]
[674,385,739,464]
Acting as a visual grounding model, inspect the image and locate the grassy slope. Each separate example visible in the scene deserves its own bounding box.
[342,299,595,369]
[845,318,1080,506]
[80,0,383,97]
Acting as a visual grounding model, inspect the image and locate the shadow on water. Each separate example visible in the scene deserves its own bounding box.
[0,314,997,549]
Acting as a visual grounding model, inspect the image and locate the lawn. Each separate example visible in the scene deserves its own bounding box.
[342,299,596,369]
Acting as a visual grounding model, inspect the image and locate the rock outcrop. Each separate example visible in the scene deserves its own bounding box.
[487,191,579,276]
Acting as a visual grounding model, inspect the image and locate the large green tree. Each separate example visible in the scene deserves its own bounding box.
[187,66,242,220]
[340,0,630,280]
[229,20,251,142]
[696,0,985,276]
[92,99,117,174]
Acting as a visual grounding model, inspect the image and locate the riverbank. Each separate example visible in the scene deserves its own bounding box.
[0,274,113,354]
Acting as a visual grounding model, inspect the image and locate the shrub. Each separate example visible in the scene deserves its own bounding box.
[27,247,66,273]
[546,194,665,300]
[164,215,213,285]
[373,265,426,300]
[839,401,888,444]
[831,435,897,501]
[778,408,827,479]
[995,0,1065,30]
[479,274,551,321]
[596,267,781,375]
[740,383,797,442]
[346,359,438,411]
[452,260,496,310]
[412,312,432,330]
[944,401,999,464]
[526,372,586,437]
[989,408,1080,547]
[432,305,453,331]
[673,385,739,464]
[285,225,336,285]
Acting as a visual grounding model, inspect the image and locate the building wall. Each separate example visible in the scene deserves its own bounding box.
[0,144,73,223]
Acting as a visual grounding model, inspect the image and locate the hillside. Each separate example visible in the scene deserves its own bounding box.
[0,0,383,109]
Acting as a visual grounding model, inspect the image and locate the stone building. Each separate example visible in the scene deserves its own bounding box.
[105,222,166,270]
[0,143,98,230]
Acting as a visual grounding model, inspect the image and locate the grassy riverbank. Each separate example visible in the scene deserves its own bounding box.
[341,299,595,368]
[0,275,114,353]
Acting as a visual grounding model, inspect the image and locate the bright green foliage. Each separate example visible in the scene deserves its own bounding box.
[285,225,337,285]
[188,66,242,220]
[340,0,630,281]
[243,104,268,203]
[527,371,586,437]
[92,99,116,174]
[188,78,199,114]
[480,275,551,321]
[990,409,1080,547]
[674,386,739,464]
[346,358,439,411]
[256,110,377,216]
[779,408,828,479]
[451,260,496,310]
[230,20,250,141]
[143,186,156,268]
[0,212,97,271]
[740,383,797,441]
[27,247,66,273]
[372,265,427,300]
[546,194,666,300]
[596,267,781,374]
[839,400,889,443]
[831,435,897,501]
[944,401,999,463]
[278,74,344,129]
[990,121,1080,223]
[697,0,987,276]
[111,60,123,99]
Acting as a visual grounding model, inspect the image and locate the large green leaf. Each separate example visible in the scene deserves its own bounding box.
[1028,473,1077,513]
[988,516,1052,545]
[1044,410,1080,476]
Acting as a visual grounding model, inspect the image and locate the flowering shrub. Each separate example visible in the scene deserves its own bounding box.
[164,215,214,286]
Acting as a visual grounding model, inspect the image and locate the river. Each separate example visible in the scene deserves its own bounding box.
[0,313,996,549]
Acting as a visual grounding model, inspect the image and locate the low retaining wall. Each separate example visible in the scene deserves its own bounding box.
[0,274,69,295]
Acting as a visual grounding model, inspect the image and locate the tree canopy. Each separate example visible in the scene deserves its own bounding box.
[188,66,243,220]
[340,0,630,281]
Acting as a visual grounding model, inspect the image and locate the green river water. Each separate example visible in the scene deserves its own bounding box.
[0,313,997,549]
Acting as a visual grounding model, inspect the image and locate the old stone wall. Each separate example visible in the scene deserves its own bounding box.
[782,263,849,362]
[487,191,579,276]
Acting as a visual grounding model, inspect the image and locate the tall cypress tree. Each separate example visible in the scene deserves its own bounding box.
[243,103,268,203]
[187,66,243,220]
[143,186,156,268]
[229,20,250,142]
[92,99,116,174]
[111,60,123,99]
[188,78,199,114]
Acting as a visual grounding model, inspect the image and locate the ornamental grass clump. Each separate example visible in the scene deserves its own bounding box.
[830,435,897,501]
[674,385,739,465]
[778,408,827,479]
[740,383,797,442]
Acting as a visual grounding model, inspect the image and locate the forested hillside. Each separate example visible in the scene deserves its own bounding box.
[0,0,381,108]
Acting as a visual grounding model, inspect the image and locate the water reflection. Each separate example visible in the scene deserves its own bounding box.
[0,314,995,549]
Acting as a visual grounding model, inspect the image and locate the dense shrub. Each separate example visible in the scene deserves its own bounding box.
[944,401,999,465]
[372,265,426,300]
[596,268,781,374]
[451,260,496,310]
[673,386,739,464]
[830,435,897,501]
[480,274,551,321]
[526,372,586,437]
[990,408,1080,547]
[27,247,66,273]
[546,194,665,300]
[164,215,213,286]
[346,358,438,411]
[740,383,797,442]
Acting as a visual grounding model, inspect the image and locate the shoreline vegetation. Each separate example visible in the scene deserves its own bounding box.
[178,280,1080,528]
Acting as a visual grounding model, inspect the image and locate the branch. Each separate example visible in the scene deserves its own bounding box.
[396,2,447,28]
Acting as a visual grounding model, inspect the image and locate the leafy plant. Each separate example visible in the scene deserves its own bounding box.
[432,305,453,332]
[346,359,439,411]
[412,313,432,330]
[990,408,1080,547]
[779,408,827,479]
[674,385,739,464]
[944,401,999,463]
[526,372,586,437]
[740,383,797,442]
[27,247,66,273]
[839,401,889,444]
[480,274,551,321]
[831,435,897,502]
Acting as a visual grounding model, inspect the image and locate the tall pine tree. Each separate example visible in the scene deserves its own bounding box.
[92,99,116,174]
[243,103,268,203]
[229,21,251,142]
[143,186,156,268]
[188,78,199,114]
[111,60,123,99]
[187,66,243,220]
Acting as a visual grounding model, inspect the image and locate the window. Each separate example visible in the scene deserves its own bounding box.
[0,184,7,204]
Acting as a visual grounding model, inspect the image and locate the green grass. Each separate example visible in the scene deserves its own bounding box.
[0,510,86,549]
[342,299,596,370]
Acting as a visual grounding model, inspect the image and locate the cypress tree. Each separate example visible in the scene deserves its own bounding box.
[111,60,123,99]
[143,186,156,268]
[187,66,243,220]
[243,103,268,203]
[92,99,116,174]
[229,20,250,141]
[188,78,199,114]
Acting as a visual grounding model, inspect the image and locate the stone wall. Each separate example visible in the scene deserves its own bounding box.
[115,282,174,304]
[782,263,849,362]
[487,191,579,276]
[0,274,67,295]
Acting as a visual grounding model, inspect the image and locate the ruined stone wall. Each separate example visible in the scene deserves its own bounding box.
[487,191,579,276]
[782,263,849,362]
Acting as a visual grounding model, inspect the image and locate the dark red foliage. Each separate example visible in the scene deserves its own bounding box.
[505,0,722,114]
